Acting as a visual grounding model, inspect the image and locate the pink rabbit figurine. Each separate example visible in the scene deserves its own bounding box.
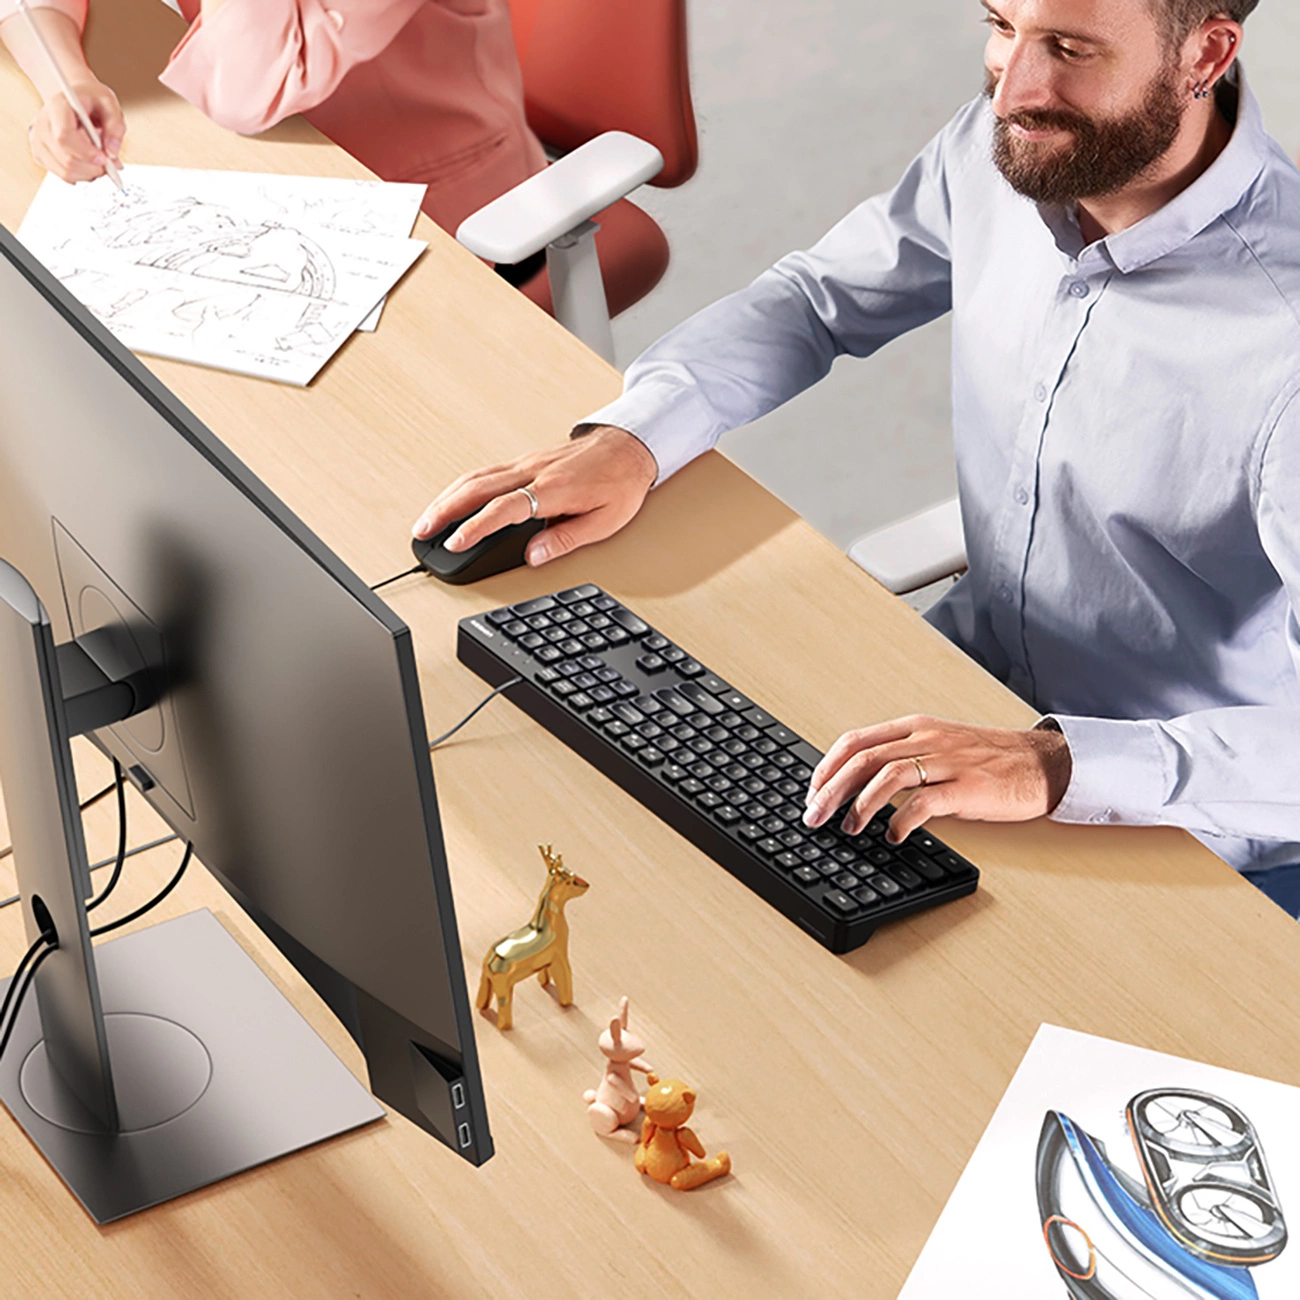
[582,996,653,1143]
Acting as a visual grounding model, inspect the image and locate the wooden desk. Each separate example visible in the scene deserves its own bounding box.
[3,4,1300,1295]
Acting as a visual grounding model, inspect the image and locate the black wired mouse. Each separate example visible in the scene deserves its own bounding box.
[411,511,547,585]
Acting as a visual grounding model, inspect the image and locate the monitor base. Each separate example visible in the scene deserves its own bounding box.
[0,907,383,1223]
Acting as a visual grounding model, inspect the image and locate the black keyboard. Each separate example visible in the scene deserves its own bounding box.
[457,585,978,953]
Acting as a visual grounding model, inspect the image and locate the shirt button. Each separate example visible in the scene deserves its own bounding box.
[1069,280,1089,298]
[1015,487,1029,505]
[998,584,1013,602]
[1033,383,1048,402]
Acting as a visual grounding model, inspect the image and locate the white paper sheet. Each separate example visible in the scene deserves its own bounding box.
[900,1025,1300,1299]
[17,167,427,384]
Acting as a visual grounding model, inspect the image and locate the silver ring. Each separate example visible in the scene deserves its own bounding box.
[516,485,539,520]
[908,756,929,788]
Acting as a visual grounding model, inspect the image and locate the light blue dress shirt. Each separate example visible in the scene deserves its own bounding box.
[583,72,1300,874]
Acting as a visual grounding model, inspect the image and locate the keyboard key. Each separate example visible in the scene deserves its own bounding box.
[536,667,560,683]
[612,681,639,698]
[526,613,553,630]
[519,633,545,650]
[755,739,780,757]
[569,692,595,712]
[706,775,733,794]
[697,791,723,809]
[576,654,604,670]
[638,747,665,768]
[759,815,784,834]
[756,837,783,856]
[738,822,766,842]
[658,735,682,754]
[503,620,529,638]
[830,872,858,891]
[637,654,668,674]
[778,830,804,849]
[550,608,574,624]
[605,627,631,646]
[604,720,630,738]
[937,851,976,879]
[777,778,803,798]
[866,847,894,867]
[742,707,776,729]
[612,704,645,726]
[871,874,903,898]
[536,646,563,664]
[890,865,924,891]
[797,845,824,864]
[679,777,705,796]
[556,585,600,604]
[699,674,731,694]
[643,634,669,651]
[678,660,705,678]
[582,634,610,652]
[558,639,585,657]
[608,608,648,636]
[738,802,767,822]
[553,680,578,697]
[677,683,724,715]
[793,865,823,887]
[717,690,751,711]
[636,694,665,714]
[572,672,597,689]
[588,706,613,726]
[486,607,515,626]
[714,805,741,825]
[586,614,611,630]
[899,848,944,882]
[765,725,799,746]
[790,741,825,769]
[776,852,803,872]
[588,686,615,704]
[592,594,617,611]
[688,761,714,780]
[823,890,859,915]
[661,646,685,664]
[851,885,881,908]
[621,734,648,753]
[542,626,568,643]
[510,596,557,617]
[830,847,857,865]
[657,690,694,716]
[661,763,688,784]
[812,831,837,849]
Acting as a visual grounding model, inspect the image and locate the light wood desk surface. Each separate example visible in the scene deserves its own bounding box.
[2,4,1300,1295]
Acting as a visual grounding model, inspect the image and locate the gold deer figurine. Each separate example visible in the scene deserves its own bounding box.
[476,845,589,1031]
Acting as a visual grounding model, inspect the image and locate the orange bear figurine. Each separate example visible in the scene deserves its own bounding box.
[634,1074,731,1191]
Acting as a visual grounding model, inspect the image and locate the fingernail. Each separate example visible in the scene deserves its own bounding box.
[841,816,859,836]
[412,516,431,538]
[802,802,823,828]
[445,530,466,551]
[527,541,551,565]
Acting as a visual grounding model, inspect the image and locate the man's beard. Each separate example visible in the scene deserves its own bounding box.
[986,65,1185,205]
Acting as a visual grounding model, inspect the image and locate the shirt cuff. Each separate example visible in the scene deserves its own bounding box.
[575,377,720,487]
[0,0,86,32]
[1045,714,1174,827]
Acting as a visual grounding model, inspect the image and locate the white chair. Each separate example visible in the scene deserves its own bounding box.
[847,495,966,596]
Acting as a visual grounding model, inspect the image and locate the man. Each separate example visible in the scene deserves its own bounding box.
[414,1,1300,912]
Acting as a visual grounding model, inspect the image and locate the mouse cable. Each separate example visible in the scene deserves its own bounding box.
[0,835,182,915]
[371,564,425,593]
[89,842,193,940]
[0,776,119,866]
[429,676,523,749]
[86,759,127,912]
[0,930,57,1066]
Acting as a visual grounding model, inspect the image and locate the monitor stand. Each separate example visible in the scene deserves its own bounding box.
[0,560,381,1222]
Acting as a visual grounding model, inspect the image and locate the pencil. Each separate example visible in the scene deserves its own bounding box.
[14,0,124,191]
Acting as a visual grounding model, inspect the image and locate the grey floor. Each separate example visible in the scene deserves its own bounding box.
[613,1,1300,553]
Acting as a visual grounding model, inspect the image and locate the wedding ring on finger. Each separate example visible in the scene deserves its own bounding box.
[908,756,929,788]
[516,485,540,519]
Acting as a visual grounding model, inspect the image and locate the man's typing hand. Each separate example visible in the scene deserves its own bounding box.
[803,715,1072,843]
[411,425,658,567]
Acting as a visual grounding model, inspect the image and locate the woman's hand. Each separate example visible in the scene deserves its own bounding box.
[28,78,125,183]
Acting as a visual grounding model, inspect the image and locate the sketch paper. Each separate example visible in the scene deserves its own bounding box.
[900,1025,1300,1299]
[17,168,426,384]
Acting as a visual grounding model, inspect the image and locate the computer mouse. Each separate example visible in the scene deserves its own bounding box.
[410,511,547,585]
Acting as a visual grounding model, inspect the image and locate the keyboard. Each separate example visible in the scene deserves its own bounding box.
[457,585,978,953]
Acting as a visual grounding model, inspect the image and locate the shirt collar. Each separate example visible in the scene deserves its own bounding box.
[1036,65,1270,275]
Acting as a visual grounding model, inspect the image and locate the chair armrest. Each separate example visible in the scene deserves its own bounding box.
[456,131,664,264]
[847,496,966,595]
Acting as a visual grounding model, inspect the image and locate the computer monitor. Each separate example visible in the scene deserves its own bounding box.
[0,222,492,1222]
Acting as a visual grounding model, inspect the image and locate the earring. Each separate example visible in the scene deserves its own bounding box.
[1192,80,1211,100]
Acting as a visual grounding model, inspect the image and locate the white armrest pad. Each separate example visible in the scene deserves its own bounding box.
[847,496,966,595]
[456,131,664,264]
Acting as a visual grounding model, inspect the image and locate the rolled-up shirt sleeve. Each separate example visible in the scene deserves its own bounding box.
[578,100,966,486]
[159,0,424,135]
[1047,384,1300,852]
[0,0,87,31]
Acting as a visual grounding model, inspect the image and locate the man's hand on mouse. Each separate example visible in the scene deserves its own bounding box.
[803,715,1072,843]
[412,426,659,567]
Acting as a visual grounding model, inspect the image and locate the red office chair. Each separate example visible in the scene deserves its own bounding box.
[459,0,699,361]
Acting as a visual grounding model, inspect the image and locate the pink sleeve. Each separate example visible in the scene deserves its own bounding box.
[158,0,425,135]
[0,0,88,32]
